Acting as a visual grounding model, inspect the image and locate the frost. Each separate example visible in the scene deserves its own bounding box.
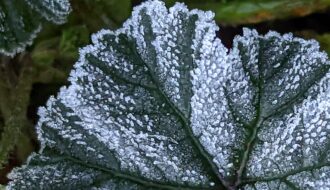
[7,0,330,189]
[0,0,71,56]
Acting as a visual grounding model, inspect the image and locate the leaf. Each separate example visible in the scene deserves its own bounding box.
[24,0,71,24]
[0,0,71,56]
[0,0,41,56]
[31,37,59,68]
[59,25,89,60]
[7,0,330,189]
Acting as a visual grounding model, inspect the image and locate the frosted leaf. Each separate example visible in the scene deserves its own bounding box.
[7,1,330,190]
[24,0,71,24]
[0,0,41,56]
[0,0,70,56]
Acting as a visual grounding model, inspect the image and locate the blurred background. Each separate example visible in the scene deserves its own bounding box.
[1,0,330,187]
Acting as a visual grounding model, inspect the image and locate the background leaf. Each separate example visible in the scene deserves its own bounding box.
[0,0,41,56]
[0,0,70,56]
[24,0,71,24]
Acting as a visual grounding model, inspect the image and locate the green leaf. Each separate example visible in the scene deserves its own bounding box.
[0,0,70,56]
[31,37,59,68]
[7,1,330,189]
[59,25,89,60]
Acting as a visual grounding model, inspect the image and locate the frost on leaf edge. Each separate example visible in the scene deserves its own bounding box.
[0,25,41,57]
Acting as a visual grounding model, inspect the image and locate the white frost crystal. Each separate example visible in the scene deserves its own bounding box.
[7,0,330,189]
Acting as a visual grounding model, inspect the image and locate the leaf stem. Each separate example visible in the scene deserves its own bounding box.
[234,116,264,187]
[0,55,35,167]
[234,51,265,188]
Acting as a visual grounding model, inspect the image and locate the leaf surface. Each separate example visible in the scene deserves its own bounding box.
[7,1,330,189]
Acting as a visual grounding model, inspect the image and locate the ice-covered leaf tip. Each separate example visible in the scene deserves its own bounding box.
[7,0,330,189]
[0,0,71,56]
